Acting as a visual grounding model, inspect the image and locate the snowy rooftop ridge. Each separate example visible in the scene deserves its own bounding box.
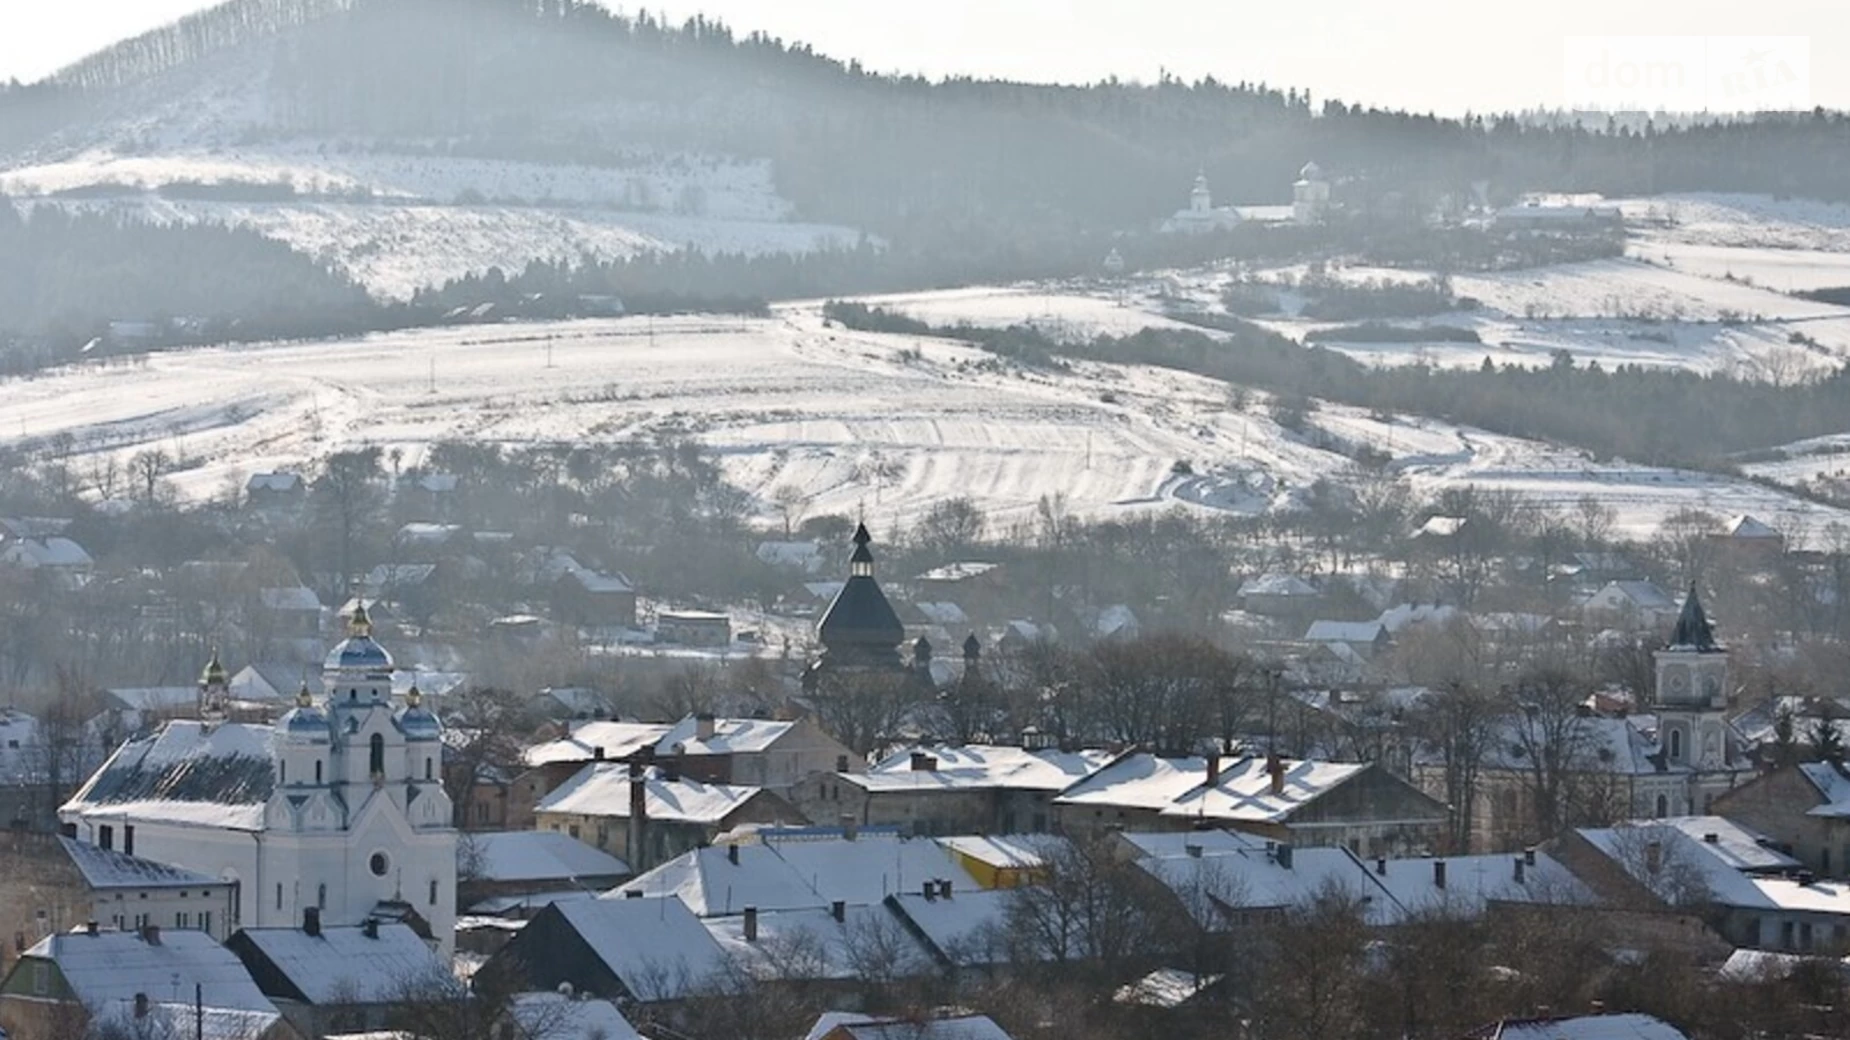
[63,720,277,831]
[535,762,764,824]
[58,835,221,890]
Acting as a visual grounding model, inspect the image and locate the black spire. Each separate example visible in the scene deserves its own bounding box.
[962,632,982,662]
[1669,583,1719,652]
[817,524,904,662]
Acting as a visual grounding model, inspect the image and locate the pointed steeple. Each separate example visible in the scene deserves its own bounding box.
[849,522,875,578]
[816,524,905,666]
[962,632,982,662]
[1669,583,1719,652]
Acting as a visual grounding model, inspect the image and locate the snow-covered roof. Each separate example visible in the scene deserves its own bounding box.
[1117,829,1266,859]
[1725,514,1782,540]
[884,888,1022,966]
[1138,845,1400,926]
[104,686,198,712]
[913,602,969,626]
[1303,620,1386,644]
[509,991,643,1040]
[395,522,460,545]
[1652,816,1800,872]
[259,586,323,612]
[0,536,94,568]
[24,927,275,1013]
[90,999,280,1040]
[551,897,729,1002]
[703,904,930,982]
[755,541,823,570]
[614,833,979,917]
[246,472,301,492]
[936,835,1048,871]
[1589,580,1676,611]
[63,721,276,831]
[1114,968,1220,1008]
[810,1013,1014,1040]
[850,744,1115,794]
[1160,757,1372,824]
[1575,823,1776,909]
[1748,876,1850,915]
[536,763,764,824]
[1363,853,1595,921]
[1473,1014,1687,1040]
[1054,753,1212,812]
[1800,761,1850,818]
[564,569,634,594]
[1237,574,1318,598]
[914,562,999,583]
[523,722,673,767]
[59,836,222,891]
[1375,602,1457,634]
[465,831,631,883]
[1094,604,1138,638]
[232,923,456,1004]
[656,715,794,756]
[1416,515,1468,537]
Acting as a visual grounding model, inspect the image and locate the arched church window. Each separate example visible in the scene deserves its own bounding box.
[1654,794,1668,818]
[370,733,385,776]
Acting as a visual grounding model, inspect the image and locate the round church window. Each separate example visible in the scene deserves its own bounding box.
[370,852,390,877]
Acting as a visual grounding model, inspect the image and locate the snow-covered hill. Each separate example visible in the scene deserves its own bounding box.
[3,301,1841,545]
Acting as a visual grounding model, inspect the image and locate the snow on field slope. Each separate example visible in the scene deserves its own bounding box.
[3,304,1842,545]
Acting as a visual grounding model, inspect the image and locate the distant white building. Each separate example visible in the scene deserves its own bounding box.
[1292,161,1331,224]
[1161,172,1242,234]
[61,605,458,956]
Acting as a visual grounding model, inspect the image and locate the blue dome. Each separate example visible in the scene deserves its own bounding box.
[279,705,331,743]
[324,635,394,673]
[397,707,441,741]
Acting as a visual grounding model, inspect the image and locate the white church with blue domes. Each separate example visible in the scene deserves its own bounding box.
[61,603,457,955]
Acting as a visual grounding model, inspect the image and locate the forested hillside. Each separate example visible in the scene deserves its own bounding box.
[5,0,1849,252]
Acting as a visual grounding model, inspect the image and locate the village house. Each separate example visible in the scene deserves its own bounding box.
[789,742,1114,837]
[475,897,729,1008]
[1235,573,1321,616]
[1713,760,1850,878]
[612,828,981,918]
[457,830,631,916]
[1583,579,1679,629]
[0,833,240,945]
[654,610,731,647]
[0,925,290,1040]
[532,761,794,873]
[245,473,306,511]
[226,916,458,1039]
[1054,752,1448,855]
[550,568,637,629]
[504,991,643,1040]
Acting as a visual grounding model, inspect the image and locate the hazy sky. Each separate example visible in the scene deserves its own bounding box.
[4,0,1847,115]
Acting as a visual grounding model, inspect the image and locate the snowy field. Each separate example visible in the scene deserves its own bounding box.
[3,146,862,300]
[3,303,1842,546]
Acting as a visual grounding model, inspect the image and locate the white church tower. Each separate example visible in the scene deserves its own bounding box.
[1647,584,1750,815]
[62,603,457,956]
[1293,160,1330,224]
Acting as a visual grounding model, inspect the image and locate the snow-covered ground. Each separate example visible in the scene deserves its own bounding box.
[4,303,1843,546]
[4,146,863,299]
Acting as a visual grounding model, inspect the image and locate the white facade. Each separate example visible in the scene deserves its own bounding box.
[1292,161,1330,224]
[62,608,457,956]
[1162,172,1242,234]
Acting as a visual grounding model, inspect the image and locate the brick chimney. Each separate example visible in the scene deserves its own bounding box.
[1205,754,1221,786]
[303,907,320,937]
[742,906,758,942]
[1513,857,1526,884]
[695,713,717,742]
[1433,860,1447,889]
[628,759,650,873]
[1266,754,1286,796]
[831,901,846,923]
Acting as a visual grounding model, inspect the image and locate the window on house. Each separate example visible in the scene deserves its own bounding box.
[424,758,433,781]
[1782,921,1796,949]
[98,825,113,851]
[175,912,187,928]
[1668,729,1682,761]
[1655,795,1668,818]
[429,879,439,906]
[315,760,323,784]
[202,912,211,934]
[370,734,386,776]
[568,825,580,839]
[317,884,326,909]
[124,826,134,857]
[276,884,283,911]
[1800,922,1814,950]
